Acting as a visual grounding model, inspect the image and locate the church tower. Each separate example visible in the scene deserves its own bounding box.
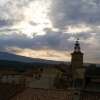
[71,39,85,88]
[71,39,83,70]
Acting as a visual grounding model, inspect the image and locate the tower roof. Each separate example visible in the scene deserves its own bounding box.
[74,38,81,53]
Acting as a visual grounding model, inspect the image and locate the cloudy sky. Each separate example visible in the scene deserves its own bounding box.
[0,0,100,63]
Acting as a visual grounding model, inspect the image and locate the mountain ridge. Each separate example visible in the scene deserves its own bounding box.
[0,51,66,64]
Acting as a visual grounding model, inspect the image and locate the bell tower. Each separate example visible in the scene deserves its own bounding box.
[71,39,85,89]
[71,39,83,70]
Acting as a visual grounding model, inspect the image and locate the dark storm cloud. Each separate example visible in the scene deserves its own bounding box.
[0,33,33,50]
[0,20,13,27]
[0,29,94,53]
[0,30,75,52]
[50,0,100,29]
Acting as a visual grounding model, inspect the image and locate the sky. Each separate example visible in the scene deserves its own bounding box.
[0,0,100,63]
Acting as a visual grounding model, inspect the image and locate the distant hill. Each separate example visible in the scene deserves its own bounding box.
[0,52,68,70]
[0,51,65,64]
